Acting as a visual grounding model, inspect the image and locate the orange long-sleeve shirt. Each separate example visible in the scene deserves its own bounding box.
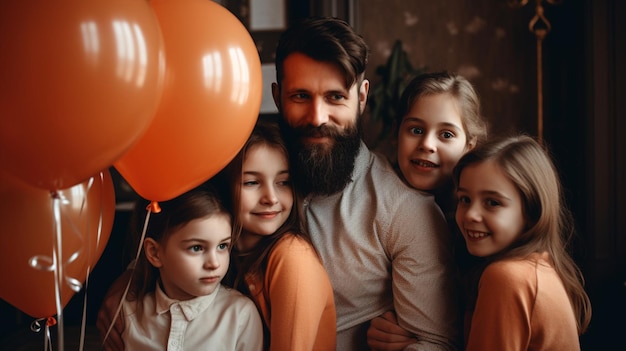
[465,252,580,351]
[245,234,336,351]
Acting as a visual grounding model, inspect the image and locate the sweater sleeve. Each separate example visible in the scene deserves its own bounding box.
[389,195,461,351]
[465,260,536,351]
[265,235,336,351]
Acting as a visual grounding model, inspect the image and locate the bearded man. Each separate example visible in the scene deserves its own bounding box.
[271,17,460,351]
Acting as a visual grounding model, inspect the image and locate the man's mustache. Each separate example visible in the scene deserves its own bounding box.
[294,125,344,139]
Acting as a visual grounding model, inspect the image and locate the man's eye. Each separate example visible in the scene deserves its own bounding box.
[329,94,345,101]
[291,93,309,101]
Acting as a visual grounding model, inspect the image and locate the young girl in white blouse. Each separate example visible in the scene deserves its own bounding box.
[105,185,263,350]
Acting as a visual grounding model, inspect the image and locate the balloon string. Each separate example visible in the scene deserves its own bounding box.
[30,317,57,351]
[79,265,91,351]
[43,185,85,291]
[61,176,97,293]
[30,317,57,331]
[51,192,65,351]
[44,323,52,351]
[102,204,156,346]
[30,316,57,350]
[95,172,105,258]
[79,172,104,351]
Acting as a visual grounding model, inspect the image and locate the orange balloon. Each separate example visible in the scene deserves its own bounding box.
[0,0,165,190]
[114,0,262,202]
[0,170,115,318]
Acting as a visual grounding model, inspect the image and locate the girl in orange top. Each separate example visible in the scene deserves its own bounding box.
[453,135,592,350]
[215,118,336,351]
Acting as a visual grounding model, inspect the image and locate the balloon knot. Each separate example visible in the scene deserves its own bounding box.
[146,201,161,213]
[46,317,57,327]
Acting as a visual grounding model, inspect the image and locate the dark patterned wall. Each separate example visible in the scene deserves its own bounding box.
[359,0,546,143]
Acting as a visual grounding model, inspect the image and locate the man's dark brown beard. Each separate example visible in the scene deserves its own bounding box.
[279,119,361,196]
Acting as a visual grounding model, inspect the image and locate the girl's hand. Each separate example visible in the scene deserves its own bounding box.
[367,311,417,351]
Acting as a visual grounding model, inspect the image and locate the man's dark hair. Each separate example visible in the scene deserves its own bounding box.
[274,17,369,89]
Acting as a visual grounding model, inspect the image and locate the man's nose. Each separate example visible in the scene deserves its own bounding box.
[307,97,330,127]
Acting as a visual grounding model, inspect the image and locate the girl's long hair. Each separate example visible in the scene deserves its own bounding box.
[453,134,592,333]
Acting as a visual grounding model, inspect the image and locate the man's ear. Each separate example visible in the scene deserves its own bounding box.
[358,79,369,114]
[271,82,281,111]
[144,238,163,268]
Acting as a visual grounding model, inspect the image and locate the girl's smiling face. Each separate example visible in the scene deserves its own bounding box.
[397,93,473,191]
[455,159,526,257]
[237,144,293,252]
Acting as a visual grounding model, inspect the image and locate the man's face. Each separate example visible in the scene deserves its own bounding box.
[272,53,369,195]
